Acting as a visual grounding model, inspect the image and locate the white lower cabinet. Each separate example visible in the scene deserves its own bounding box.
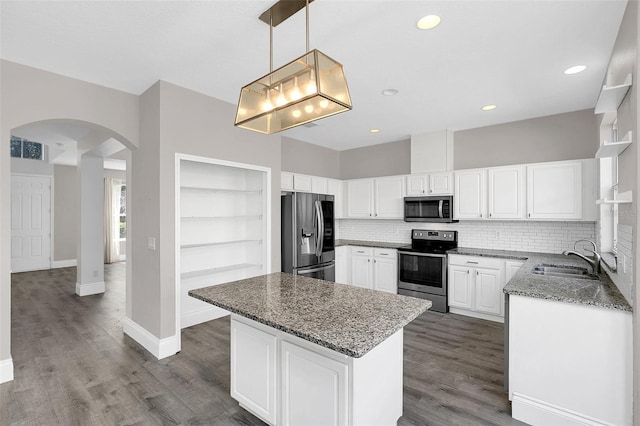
[349,247,397,293]
[335,246,349,284]
[231,315,404,426]
[231,318,277,424]
[448,254,505,322]
[281,341,349,425]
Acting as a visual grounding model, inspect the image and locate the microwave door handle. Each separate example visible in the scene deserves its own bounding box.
[438,200,444,219]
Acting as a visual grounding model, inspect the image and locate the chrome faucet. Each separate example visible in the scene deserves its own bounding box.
[562,239,601,274]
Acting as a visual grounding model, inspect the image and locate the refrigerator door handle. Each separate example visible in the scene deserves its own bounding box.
[297,263,335,274]
[318,200,325,256]
[314,200,322,258]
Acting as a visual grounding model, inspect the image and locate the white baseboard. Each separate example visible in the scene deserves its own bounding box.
[75,281,105,296]
[52,259,77,268]
[122,316,178,360]
[449,307,504,323]
[0,358,14,383]
[512,393,613,426]
[181,306,228,329]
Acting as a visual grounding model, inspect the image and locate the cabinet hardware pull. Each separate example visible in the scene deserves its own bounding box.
[467,270,470,274]
[357,251,365,253]
[476,270,479,276]
[480,213,483,218]
[466,261,479,264]
[375,213,378,217]
[380,253,388,256]
[374,260,377,263]
[368,259,370,262]
[528,213,531,217]
[489,213,492,217]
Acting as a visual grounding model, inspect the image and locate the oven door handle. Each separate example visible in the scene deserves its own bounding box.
[438,200,444,219]
[398,251,447,258]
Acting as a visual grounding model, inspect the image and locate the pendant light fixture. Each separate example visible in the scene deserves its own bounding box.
[234,0,352,134]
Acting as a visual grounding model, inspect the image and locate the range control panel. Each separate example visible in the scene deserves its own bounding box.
[412,229,457,242]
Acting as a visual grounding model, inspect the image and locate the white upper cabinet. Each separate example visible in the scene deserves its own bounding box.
[281,172,294,191]
[527,161,582,220]
[347,179,375,218]
[487,166,526,219]
[311,176,328,194]
[293,174,312,192]
[346,176,404,219]
[406,172,453,196]
[327,179,344,219]
[454,169,487,219]
[374,176,405,218]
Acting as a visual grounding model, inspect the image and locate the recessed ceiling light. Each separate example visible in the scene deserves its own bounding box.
[370,129,380,134]
[382,89,399,96]
[481,104,497,111]
[564,65,587,75]
[417,15,441,30]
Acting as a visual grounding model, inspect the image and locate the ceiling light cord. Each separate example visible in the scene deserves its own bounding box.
[269,11,273,74]
[306,0,310,53]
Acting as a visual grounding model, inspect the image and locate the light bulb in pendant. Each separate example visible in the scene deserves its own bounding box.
[292,109,301,118]
[306,83,317,96]
[289,77,302,101]
[275,85,287,107]
[262,100,274,112]
[319,99,329,109]
[304,105,314,114]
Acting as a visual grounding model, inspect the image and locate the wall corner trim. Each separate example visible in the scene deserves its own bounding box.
[52,259,77,269]
[122,316,178,360]
[75,281,105,296]
[0,358,14,384]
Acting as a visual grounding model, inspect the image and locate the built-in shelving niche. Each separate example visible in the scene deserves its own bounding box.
[177,156,270,329]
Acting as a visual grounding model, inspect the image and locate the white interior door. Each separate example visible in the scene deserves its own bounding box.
[11,174,51,272]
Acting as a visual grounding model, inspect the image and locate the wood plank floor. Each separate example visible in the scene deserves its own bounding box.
[1,263,524,425]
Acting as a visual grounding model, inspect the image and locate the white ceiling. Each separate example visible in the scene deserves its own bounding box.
[0,0,628,151]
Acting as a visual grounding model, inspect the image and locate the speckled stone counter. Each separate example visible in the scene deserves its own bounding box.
[335,239,407,249]
[450,247,631,312]
[189,272,430,358]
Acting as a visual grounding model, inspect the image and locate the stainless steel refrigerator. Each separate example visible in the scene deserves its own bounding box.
[281,192,335,281]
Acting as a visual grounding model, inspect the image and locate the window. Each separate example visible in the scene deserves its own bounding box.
[10,136,44,160]
[119,184,127,240]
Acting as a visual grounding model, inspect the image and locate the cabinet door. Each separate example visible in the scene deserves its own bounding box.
[373,255,397,294]
[230,318,277,425]
[311,176,328,195]
[351,255,373,289]
[448,265,473,309]
[281,172,294,191]
[527,161,582,219]
[406,175,429,196]
[327,179,344,219]
[294,174,312,192]
[454,169,486,219]
[429,172,453,195]
[488,166,525,219]
[505,260,524,283]
[335,246,349,285]
[474,267,502,316]
[346,179,374,218]
[374,176,405,218]
[281,341,349,426]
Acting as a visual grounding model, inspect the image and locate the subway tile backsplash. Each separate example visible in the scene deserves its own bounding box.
[336,219,596,254]
[605,224,634,304]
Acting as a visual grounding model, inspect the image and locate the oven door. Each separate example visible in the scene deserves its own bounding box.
[398,251,447,296]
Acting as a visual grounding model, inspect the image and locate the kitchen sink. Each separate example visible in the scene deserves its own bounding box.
[531,264,599,280]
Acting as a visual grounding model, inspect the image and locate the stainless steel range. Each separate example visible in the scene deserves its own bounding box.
[397,230,457,313]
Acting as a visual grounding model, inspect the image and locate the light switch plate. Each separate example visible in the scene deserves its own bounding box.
[148,237,156,250]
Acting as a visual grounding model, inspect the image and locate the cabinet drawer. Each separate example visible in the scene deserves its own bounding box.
[374,248,396,258]
[448,254,503,269]
[351,246,373,257]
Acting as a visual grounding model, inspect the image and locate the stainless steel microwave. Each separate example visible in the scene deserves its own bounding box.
[404,195,458,223]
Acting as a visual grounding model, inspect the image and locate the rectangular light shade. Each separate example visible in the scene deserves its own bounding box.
[235,49,352,134]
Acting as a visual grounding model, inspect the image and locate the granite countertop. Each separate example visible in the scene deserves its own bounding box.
[189,272,430,358]
[451,247,631,312]
[335,239,407,249]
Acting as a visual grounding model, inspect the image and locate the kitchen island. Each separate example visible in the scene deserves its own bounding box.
[189,272,430,426]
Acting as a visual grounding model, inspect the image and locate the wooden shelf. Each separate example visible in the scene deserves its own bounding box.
[595,131,632,158]
[181,215,262,221]
[181,239,262,249]
[181,186,262,194]
[181,263,263,279]
[594,74,632,114]
[596,191,633,205]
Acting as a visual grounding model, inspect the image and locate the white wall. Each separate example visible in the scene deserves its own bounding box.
[337,219,596,255]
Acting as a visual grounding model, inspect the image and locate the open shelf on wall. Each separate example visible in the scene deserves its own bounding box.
[181,263,264,279]
[181,186,262,194]
[596,190,633,205]
[595,131,633,158]
[594,74,632,114]
[181,239,262,249]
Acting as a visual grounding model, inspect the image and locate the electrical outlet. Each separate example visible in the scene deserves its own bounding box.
[494,231,500,239]
[148,237,156,250]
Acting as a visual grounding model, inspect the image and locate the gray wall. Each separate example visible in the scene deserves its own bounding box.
[53,165,78,261]
[454,109,599,169]
[104,168,126,180]
[340,139,411,179]
[0,60,139,366]
[11,157,53,175]
[132,81,282,339]
[281,137,341,179]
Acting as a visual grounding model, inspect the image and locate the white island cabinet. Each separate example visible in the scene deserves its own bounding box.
[190,272,429,426]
